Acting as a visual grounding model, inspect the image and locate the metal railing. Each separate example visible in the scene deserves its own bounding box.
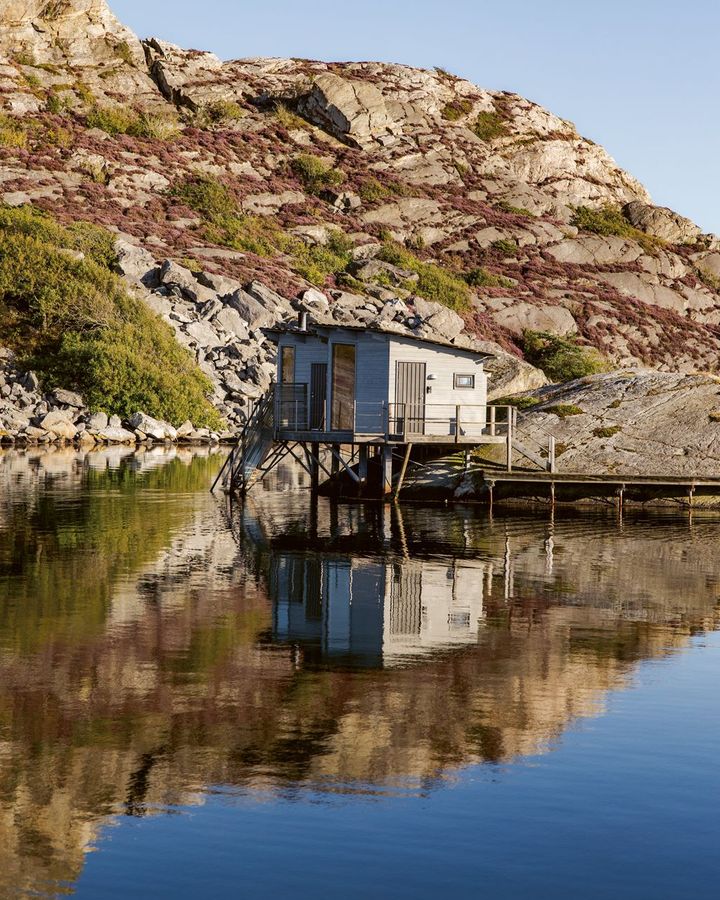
[273,387,517,441]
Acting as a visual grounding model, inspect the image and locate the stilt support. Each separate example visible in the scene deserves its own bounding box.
[359,445,369,484]
[393,443,413,501]
[382,444,393,496]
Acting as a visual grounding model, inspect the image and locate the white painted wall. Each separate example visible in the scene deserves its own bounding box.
[389,339,488,436]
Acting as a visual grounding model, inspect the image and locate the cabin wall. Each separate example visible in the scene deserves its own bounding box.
[388,341,488,436]
[330,334,389,434]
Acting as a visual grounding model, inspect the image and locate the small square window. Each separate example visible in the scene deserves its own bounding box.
[454,374,475,389]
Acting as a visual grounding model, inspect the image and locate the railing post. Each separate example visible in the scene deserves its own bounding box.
[506,405,513,473]
[548,436,556,473]
[489,405,496,437]
[455,405,461,443]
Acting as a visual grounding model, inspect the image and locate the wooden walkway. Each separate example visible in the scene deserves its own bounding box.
[476,469,720,508]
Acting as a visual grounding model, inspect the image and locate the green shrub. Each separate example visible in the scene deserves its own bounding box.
[522,330,607,383]
[288,230,353,286]
[497,200,534,217]
[0,114,27,148]
[464,267,514,289]
[379,242,471,311]
[473,110,509,141]
[86,104,137,135]
[545,403,585,418]
[492,396,539,410]
[491,238,519,256]
[86,104,180,139]
[201,99,245,125]
[291,153,345,194]
[441,98,472,121]
[273,102,308,131]
[593,425,621,438]
[571,204,665,249]
[113,40,135,66]
[0,205,221,427]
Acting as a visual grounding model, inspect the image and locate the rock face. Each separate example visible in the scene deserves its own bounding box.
[519,371,720,476]
[1,1,719,440]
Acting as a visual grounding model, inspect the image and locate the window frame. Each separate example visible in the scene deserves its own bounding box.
[454,373,475,390]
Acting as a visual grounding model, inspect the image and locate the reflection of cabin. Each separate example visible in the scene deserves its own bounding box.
[214,319,556,496]
[269,552,486,667]
[267,322,492,441]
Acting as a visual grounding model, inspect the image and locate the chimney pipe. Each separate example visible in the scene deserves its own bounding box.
[298,311,308,332]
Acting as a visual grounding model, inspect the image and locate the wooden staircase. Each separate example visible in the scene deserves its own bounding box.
[211,390,277,494]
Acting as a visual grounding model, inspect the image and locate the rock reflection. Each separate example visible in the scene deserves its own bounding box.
[0,450,718,896]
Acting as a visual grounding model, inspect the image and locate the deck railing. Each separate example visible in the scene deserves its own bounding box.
[273,385,516,441]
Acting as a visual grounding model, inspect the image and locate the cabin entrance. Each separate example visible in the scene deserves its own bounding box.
[331,344,356,431]
[310,363,327,430]
[395,361,426,435]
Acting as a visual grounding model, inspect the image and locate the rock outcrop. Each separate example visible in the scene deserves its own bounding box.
[1,0,719,438]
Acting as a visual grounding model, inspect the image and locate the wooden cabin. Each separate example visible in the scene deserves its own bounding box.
[265,322,493,442]
[213,322,555,498]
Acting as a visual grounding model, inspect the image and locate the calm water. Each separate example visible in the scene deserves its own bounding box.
[1,447,719,899]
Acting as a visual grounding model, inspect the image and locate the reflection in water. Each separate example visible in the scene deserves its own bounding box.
[0,449,719,897]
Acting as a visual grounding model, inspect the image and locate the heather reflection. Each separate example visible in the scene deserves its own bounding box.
[0,449,718,897]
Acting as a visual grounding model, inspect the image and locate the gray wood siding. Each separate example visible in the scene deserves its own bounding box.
[275,330,487,437]
[389,340,487,436]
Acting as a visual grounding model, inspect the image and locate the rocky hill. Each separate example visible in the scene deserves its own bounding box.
[1,0,720,445]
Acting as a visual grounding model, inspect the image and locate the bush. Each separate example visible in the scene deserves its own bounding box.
[86,105,180,139]
[0,205,221,427]
[86,104,137,135]
[497,200,534,217]
[492,396,539,410]
[291,153,345,194]
[491,238,519,256]
[571,204,665,249]
[522,330,607,383]
[593,425,621,438]
[289,230,353,286]
[464,267,514,289]
[441,98,473,121]
[0,114,27,148]
[379,242,471,311]
[273,102,308,131]
[473,110,509,141]
[200,99,245,125]
[545,403,585,418]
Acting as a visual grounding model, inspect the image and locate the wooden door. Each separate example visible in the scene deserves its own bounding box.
[331,344,356,431]
[310,363,327,430]
[395,361,426,435]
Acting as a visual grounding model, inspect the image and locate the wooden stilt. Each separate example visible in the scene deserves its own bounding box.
[358,445,369,483]
[393,443,413,501]
[331,444,340,477]
[382,444,393,496]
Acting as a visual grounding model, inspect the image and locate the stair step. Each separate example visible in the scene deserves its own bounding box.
[512,438,550,472]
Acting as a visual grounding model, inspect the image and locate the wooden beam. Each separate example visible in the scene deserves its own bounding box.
[393,443,413,501]
[382,445,393,496]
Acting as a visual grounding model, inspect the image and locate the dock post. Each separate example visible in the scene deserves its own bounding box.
[506,408,514,472]
[382,444,393,496]
[359,445,368,483]
[331,444,341,478]
[550,480,556,510]
[309,445,319,495]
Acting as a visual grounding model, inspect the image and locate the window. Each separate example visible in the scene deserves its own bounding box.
[280,346,295,384]
[331,344,356,431]
[454,373,475,389]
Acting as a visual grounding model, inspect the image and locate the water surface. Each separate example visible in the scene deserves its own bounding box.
[1,447,719,898]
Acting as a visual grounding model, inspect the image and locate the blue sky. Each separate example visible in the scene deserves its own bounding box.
[113,0,720,234]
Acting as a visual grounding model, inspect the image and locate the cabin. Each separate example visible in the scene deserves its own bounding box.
[265,321,493,442]
[213,321,556,498]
